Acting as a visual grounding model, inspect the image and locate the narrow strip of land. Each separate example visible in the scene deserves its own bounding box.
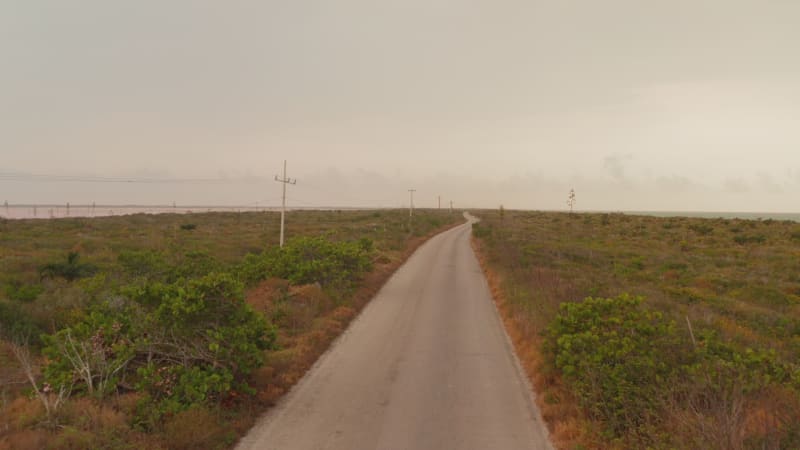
[236,216,552,450]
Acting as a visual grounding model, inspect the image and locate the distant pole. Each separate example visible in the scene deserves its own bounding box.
[450,200,453,214]
[408,189,416,217]
[66,202,70,217]
[275,160,297,247]
[438,195,441,210]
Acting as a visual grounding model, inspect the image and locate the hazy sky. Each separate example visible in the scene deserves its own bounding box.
[2,1,800,211]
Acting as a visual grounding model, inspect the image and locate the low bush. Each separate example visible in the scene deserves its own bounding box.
[117,250,169,280]
[4,281,43,302]
[0,302,41,344]
[39,252,97,281]
[235,236,373,293]
[546,294,687,438]
[545,293,800,447]
[43,272,277,425]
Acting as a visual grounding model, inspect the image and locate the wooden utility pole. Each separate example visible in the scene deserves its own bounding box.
[274,160,297,247]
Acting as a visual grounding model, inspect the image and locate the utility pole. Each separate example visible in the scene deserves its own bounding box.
[438,195,441,210]
[408,189,416,217]
[450,200,454,214]
[275,160,297,247]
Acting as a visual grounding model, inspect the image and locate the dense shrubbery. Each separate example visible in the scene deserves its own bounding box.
[547,295,687,437]
[118,249,221,283]
[0,301,42,344]
[42,272,276,426]
[547,293,800,447]
[236,236,373,292]
[35,236,373,430]
[117,249,170,280]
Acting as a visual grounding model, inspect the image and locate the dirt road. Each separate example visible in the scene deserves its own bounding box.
[236,215,552,450]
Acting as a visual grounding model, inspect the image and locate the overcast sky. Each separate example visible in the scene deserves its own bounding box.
[2,1,799,211]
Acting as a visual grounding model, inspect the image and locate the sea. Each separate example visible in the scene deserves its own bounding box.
[0,205,276,220]
[625,211,800,222]
[0,204,369,220]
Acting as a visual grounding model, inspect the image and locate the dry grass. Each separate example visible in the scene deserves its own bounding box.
[0,428,49,450]
[472,210,800,449]
[162,406,226,450]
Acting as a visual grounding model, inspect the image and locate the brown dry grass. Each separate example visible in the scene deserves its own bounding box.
[162,406,226,450]
[471,210,800,448]
[0,428,49,450]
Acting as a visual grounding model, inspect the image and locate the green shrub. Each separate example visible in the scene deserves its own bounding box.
[234,236,373,292]
[0,301,42,344]
[4,280,44,302]
[39,252,97,281]
[42,308,138,398]
[44,272,277,419]
[472,223,491,239]
[546,294,686,437]
[118,250,169,279]
[168,250,221,281]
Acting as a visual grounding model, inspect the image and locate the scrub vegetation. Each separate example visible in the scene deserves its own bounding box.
[0,209,460,449]
[473,210,800,449]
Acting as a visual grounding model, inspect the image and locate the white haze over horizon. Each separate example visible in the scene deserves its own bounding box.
[2,1,800,212]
